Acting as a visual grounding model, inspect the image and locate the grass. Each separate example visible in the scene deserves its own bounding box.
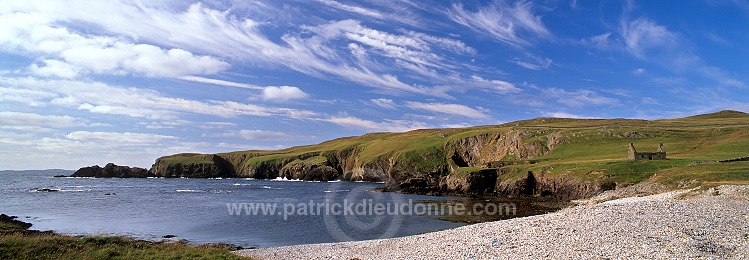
[0,234,247,260]
[158,153,216,166]
[650,161,749,186]
[154,110,749,187]
[0,215,249,260]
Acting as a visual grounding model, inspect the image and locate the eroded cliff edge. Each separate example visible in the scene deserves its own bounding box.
[71,111,749,200]
[146,128,617,200]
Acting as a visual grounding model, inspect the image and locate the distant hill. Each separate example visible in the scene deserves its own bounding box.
[84,110,749,200]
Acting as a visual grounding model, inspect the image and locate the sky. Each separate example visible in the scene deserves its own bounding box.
[1,0,748,170]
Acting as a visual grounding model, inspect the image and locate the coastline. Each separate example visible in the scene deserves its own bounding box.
[235,185,749,259]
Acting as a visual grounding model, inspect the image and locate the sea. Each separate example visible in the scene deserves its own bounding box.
[1,170,468,248]
[0,170,556,248]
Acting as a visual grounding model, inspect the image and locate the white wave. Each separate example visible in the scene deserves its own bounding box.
[323,189,350,193]
[175,189,205,193]
[271,177,303,182]
[261,186,283,190]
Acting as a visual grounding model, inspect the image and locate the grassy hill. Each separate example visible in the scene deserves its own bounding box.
[148,110,749,199]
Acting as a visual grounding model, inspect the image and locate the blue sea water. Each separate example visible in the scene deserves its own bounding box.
[0,170,464,248]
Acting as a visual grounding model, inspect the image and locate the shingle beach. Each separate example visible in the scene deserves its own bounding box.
[235,185,749,259]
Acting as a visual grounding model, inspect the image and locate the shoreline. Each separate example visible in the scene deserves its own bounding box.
[235,185,749,259]
[0,214,246,259]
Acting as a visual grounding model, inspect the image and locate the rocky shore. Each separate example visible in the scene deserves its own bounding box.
[235,185,749,259]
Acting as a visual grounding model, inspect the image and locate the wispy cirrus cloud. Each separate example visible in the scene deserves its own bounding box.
[543,88,619,107]
[0,76,319,121]
[317,0,384,19]
[405,101,489,119]
[324,115,428,132]
[370,98,398,109]
[448,0,551,47]
[65,131,177,144]
[2,1,478,97]
[510,53,552,70]
[541,111,600,119]
[620,18,679,59]
[619,16,744,87]
[469,75,522,94]
[180,76,263,90]
[205,129,307,142]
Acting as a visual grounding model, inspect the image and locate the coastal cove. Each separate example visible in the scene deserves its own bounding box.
[0,170,559,248]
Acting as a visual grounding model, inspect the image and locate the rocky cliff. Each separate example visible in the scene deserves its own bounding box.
[72,163,153,178]
[149,153,233,178]
[71,111,749,200]
[143,127,600,199]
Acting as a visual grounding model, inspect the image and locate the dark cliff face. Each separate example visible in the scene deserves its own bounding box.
[141,129,604,200]
[149,154,233,178]
[72,163,153,178]
[78,128,609,200]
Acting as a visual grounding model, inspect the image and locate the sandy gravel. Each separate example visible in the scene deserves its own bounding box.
[235,185,749,259]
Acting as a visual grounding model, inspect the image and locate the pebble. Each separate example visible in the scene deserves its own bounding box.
[235,185,749,259]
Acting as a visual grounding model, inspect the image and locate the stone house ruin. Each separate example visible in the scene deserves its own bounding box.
[628,143,666,160]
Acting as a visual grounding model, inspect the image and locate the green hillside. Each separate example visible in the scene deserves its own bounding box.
[149,110,749,199]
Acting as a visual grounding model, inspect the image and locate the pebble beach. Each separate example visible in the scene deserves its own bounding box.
[235,185,749,259]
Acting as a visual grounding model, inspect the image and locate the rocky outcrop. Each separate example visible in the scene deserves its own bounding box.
[72,163,153,178]
[280,156,340,181]
[450,130,551,167]
[494,171,616,200]
[150,154,233,178]
[440,169,498,196]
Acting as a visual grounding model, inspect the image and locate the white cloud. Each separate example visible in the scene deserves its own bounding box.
[261,86,309,101]
[541,111,600,119]
[370,98,397,109]
[583,32,611,50]
[28,59,80,78]
[238,130,297,141]
[448,0,551,47]
[620,18,679,58]
[510,54,552,70]
[0,131,35,146]
[0,86,55,106]
[0,111,80,131]
[0,12,229,78]
[205,129,301,141]
[1,2,474,96]
[406,31,476,55]
[0,130,212,169]
[0,2,504,97]
[543,88,619,107]
[65,131,176,144]
[616,16,745,87]
[318,0,383,18]
[324,116,427,132]
[179,76,263,90]
[405,102,489,119]
[0,76,319,121]
[470,76,522,94]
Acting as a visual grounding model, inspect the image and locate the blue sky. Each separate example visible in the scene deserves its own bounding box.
[1,0,748,170]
